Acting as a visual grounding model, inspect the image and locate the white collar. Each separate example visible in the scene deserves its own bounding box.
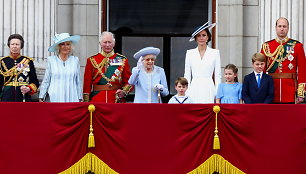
[254,71,263,76]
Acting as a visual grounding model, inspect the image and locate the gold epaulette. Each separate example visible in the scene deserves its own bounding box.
[89,53,100,58]
[0,56,34,61]
[289,39,300,44]
[23,56,35,61]
[0,56,10,61]
[265,39,275,44]
[297,83,306,98]
[116,53,127,59]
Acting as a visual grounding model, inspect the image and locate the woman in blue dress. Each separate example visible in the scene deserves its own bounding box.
[39,33,82,102]
[128,47,169,103]
[216,64,243,104]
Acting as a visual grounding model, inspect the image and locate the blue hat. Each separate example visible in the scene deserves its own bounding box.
[189,21,216,42]
[133,47,160,60]
[48,33,80,52]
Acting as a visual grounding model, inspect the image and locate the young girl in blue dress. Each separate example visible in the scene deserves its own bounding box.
[216,64,243,104]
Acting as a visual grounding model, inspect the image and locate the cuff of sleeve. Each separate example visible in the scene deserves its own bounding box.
[297,83,306,98]
[122,84,133,95]
[28,83,38,95]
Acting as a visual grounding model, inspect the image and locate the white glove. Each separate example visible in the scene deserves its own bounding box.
[154,84,164,91]
[137,56,143,70]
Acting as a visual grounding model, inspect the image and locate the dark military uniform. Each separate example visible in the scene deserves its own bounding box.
[0,56,39,102]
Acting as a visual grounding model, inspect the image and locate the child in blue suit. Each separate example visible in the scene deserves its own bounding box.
[216,64,243,104]
[242,53,274,104]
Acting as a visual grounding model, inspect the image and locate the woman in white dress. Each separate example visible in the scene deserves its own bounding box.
[39,33,82,102]
[184,22,221,103]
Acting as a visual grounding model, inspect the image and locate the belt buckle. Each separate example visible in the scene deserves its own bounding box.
[106,83,112,88]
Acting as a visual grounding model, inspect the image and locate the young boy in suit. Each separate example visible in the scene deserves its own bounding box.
[242,53,274,103]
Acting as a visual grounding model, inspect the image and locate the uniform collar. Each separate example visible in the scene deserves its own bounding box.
[275,36,289,44]
[9,55,22,60]
[101,50,115,57]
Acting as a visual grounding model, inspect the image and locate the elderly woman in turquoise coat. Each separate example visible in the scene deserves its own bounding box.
[39,33,82,102]
[128,47,169,103]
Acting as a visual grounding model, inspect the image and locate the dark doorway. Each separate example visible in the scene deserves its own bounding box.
[103,0,214,102]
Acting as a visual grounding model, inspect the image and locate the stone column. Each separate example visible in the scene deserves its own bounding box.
[259,0,306,51]
[0,0,56,80]
[242,0,260,76]
[218,0,244,82]
[57,0,101,76]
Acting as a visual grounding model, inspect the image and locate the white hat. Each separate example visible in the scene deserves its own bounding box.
[133,47,160,60]
[48,33,80,52]
[189,21,216,42]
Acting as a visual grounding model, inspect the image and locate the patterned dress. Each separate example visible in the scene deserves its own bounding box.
[39,55,82,102]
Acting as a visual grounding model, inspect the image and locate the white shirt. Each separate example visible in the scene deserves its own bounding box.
[254,71,263,81]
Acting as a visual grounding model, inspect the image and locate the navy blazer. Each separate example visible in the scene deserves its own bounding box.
[242,72,274,104]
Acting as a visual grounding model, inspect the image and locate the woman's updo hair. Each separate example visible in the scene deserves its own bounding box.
[7,34,24,49]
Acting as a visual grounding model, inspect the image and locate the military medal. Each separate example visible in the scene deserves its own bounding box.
[110,57,123,66]
[278,63,283,72]
[288,54,294,61]
[286,46,291,54]
[18,76,24,82]
[16,63,24,72]
[279,63,283,68]
[286,46,294,54]
[288,63,294,70]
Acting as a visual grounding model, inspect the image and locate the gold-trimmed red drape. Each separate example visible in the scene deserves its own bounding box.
[0,103,306,174]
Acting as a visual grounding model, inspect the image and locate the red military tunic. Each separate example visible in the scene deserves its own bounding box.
[83,50,132,103]
[261,37,306,103]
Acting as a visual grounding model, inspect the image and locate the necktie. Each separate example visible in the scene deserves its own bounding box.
[257,74,261,88]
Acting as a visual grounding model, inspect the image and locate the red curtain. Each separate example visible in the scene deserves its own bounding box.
[0,103,306,174]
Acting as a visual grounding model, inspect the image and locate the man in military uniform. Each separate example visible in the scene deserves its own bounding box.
[83,31,133,103]
[0,34,39,102]
[261,17,306,103]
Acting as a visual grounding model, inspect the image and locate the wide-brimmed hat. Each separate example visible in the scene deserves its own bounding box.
[133,47,160,60]
[189,21,216,42]
[48,33,80,52]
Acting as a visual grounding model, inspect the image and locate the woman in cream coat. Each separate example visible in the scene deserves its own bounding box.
[184,22,221,103]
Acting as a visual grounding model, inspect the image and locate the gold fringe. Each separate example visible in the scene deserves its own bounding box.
[187,154,246,174]
[58,152,119,174]
[213,105,221,150]
[88,104,96,148]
